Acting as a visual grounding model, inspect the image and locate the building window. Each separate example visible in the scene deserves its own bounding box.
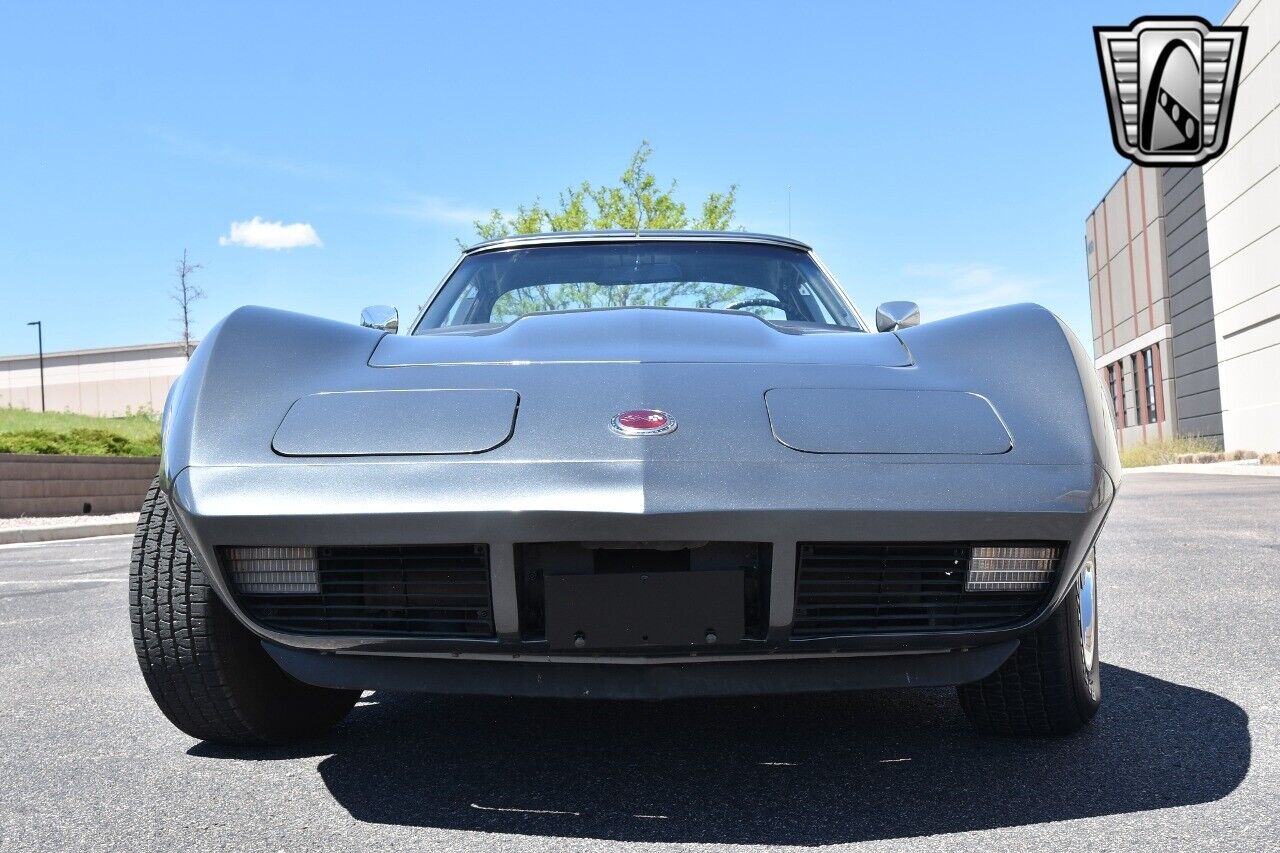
[1125,355,1139,427]
[1106,365,1119,427]
[1143,348,1158,424]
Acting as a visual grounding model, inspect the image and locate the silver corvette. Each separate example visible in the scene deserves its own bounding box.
[131,231,1119,745]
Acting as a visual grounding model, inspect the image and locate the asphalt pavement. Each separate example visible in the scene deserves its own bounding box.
[0,473,1276,852]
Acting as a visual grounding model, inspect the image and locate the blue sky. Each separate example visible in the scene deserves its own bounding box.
[0,1,1232,356]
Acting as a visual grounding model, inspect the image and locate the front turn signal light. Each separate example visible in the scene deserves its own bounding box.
[966,545,1059,592]
[223,546,319,594]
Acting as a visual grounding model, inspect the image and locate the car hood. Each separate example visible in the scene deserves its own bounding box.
[163,303,1105,474]
[370,308,910,367]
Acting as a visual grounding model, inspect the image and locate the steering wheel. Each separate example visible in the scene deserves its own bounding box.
[725,297,787,313]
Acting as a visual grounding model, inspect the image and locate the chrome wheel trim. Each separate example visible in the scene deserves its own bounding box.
[1077,554,1098,673]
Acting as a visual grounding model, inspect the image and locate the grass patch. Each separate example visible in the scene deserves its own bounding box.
[0,408,160,456]
[1119,435,1218,468]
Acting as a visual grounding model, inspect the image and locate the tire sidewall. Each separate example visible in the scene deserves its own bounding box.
[1063,551,1102,714]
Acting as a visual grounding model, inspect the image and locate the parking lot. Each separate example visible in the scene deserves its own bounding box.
[0,473,1275,852]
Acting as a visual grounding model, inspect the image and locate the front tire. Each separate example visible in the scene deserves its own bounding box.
[129,478,359,746]
[957,550,1101,735]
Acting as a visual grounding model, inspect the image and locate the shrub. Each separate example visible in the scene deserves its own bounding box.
[1119,435,1219,468]
[0,427,160,457]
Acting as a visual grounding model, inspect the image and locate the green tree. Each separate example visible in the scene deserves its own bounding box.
[472,140,736,238]
[469,141,742,316]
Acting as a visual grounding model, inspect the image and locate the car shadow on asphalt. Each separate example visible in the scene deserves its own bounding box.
[190,663,1250,845]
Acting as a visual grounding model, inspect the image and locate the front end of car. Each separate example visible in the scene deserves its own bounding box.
[160,296,1117,700]
[170,455,1110,698]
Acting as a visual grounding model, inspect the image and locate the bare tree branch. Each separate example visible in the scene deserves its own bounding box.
[171,248,205,359]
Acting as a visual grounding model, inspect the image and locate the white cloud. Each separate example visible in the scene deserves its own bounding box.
[219,217,323,250]
[898,262,1040,319]
[389,195,492,225]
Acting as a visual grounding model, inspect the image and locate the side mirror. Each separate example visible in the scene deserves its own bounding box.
[360,305,399,333]
[875,301,920,332]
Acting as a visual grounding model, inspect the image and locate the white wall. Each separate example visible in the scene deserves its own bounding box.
[0,343,191,417]
[1201,0,1280,451]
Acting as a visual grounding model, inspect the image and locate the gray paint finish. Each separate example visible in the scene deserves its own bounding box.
[1161,167,1202,226]
[1164,183,1208,236]
[1174,316,1220,353]
[164,298,1116,660]
[1166,228,1210,278]
[271,389,518,456]
[1178,412,1228,438]
[1163,202,1209,257]
[1173,341,1222,376]
[1174,388,1226,419]
[765,388,1011,455]
[1162,167,1223,443]
[1170,268,1214,316]
[1174,365,1224,397]
[373,307,910,367]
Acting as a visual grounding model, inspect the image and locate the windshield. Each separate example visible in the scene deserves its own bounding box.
[415,241,863,332]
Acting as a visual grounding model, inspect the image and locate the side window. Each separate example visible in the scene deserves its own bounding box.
[444,279,482,326]
[796,278,837,325]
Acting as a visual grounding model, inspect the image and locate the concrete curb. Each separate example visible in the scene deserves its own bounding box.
[1124,460,1280,477]
[0,520,136,545]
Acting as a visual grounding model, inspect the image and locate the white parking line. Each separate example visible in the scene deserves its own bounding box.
[0,577,126,585]
[470,803,580,816]
[0,533,133,551]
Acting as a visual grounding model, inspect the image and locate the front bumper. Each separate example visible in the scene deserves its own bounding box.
[169,453,1114,662]
[264,640,1022,698]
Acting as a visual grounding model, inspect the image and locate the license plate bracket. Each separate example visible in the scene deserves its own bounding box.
[544,570,744,651]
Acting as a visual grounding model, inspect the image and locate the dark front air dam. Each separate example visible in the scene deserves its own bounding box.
[264,641,1020,699]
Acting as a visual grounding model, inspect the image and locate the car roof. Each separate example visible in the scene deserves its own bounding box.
[461,230,813,255]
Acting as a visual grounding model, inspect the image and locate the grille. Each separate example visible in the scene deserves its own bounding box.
[228,544,494,638]
[792,542,1058,638]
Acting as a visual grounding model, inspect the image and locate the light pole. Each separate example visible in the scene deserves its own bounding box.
[26,321,44,413]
